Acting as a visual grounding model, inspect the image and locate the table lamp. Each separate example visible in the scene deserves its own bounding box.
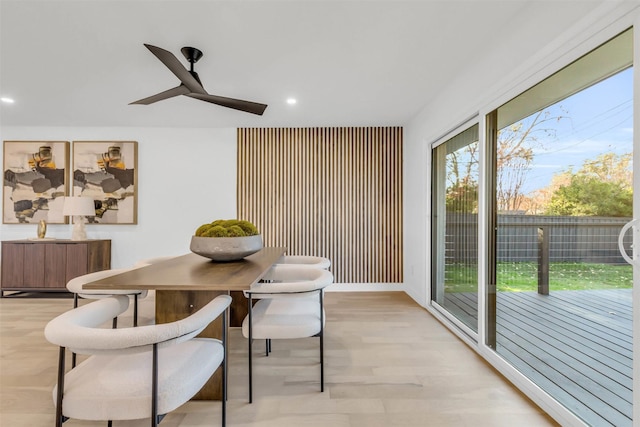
[62,196,95,240]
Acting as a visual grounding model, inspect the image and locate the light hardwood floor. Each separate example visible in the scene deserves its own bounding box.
[0,291,558,426]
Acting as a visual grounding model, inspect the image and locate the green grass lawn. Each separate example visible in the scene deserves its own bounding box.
[444,262,632,293]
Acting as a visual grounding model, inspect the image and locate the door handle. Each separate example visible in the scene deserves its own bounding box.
[618,218,640,267]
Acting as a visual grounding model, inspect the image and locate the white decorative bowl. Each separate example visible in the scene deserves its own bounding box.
[190,235,263,261]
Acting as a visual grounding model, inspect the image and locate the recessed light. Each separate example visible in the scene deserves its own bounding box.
[1,97,15,104]
[286,98,297,105]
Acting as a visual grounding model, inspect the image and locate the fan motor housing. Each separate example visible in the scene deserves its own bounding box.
[181,47,203,63]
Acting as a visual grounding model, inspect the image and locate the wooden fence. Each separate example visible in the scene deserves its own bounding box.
[445,213,632,265]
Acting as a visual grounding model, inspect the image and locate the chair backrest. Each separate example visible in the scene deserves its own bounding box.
[66,268,135,296]
[251,266,333,297]
[45,294,232,355]
[277,255,331,269]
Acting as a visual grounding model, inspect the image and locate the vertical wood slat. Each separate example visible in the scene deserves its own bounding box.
[237,127,403,284]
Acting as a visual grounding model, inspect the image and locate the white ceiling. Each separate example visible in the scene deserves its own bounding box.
[0,0,605,129]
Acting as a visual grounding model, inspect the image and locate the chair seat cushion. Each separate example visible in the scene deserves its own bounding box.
[54,338,223,421]
[242,297,325,339]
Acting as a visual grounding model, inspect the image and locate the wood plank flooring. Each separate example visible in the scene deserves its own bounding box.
[0,291,557,426]
[444,290,632,427]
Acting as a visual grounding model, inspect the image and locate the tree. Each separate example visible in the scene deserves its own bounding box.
[446,142,479,213]
[544,152,632,217]
[496,109,567,212]
[446,180,478,213]
[442,107,566,214]
[578,151,632,183]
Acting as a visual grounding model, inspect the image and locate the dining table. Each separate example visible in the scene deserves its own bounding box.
[83,246,287,400]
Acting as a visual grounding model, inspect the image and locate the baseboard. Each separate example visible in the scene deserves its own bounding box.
[325,283,404,292]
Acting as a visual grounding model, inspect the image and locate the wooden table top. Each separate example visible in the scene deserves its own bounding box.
[83,247,287,292]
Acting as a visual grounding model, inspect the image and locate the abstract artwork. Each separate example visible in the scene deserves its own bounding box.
[72,141,137,224]
[3,141,69,224]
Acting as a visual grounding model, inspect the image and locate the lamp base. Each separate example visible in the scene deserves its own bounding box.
[70,216,88,241]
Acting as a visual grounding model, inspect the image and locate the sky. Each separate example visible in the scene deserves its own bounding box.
[518,67,633,195]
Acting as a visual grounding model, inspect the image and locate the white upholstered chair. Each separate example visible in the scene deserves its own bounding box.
[66,268,147,327]
[45,294,231,427]
[275,255,331,269]
[242,265,334,402]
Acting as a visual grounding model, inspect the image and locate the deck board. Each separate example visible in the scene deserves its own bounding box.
[442,289,632,427]
[503,293,631,361]
[497,300,632,389]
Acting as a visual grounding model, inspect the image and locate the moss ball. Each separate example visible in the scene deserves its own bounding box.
[203,225,228,237]
[226,225,246,237]
[195,223,212,237]
[195,219,259,237]
[237,220,259,236]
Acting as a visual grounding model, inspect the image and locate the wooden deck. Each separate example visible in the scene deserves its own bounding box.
[443,289,632,427]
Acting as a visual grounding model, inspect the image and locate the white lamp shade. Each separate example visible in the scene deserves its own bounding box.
[63,197,95,216]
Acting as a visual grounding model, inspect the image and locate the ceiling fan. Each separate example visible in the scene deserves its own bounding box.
[130,44,267,115]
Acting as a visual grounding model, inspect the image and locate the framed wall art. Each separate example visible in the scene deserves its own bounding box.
[3,141,69,224]
[72,141,137,224]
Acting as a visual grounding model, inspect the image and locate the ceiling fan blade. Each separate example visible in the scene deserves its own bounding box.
[186,93,268,115]
[129,85,190,105]
[143,44,205,94]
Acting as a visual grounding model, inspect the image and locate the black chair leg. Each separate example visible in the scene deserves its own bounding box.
[55,347,65,427]
[320,332,324,392]
[152,343,158,427]
[222,306,228,427]
[134,294,139,327]
[320,290,324,392]
[72,294,78,368]
[248,294,253,403]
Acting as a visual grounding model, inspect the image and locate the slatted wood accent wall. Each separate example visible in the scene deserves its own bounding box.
[237,127,403,284]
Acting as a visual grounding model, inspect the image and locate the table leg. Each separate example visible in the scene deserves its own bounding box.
[156,290,226,400]
[155,289,252,400]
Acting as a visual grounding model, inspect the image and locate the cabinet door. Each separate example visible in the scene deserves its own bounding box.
[66,243,89,282]
[86,240,111,272]
[1,243,26,288]
[44,244,68,288]
[22,244,46,287]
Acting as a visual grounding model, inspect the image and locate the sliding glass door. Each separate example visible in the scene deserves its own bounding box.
[489,29,634,426]
[431,124,479,332]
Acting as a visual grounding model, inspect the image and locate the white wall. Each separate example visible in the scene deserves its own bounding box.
[0,126,237,269]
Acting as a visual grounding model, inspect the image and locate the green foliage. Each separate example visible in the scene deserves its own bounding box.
[543,152,632,217]
[446,182,478,213]
[443,262,632,292]
[545,173,632,217]
[496,262,632,291]
[194,219,259,237]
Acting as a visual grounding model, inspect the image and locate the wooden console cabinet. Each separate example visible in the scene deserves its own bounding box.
[1,239,111,296]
